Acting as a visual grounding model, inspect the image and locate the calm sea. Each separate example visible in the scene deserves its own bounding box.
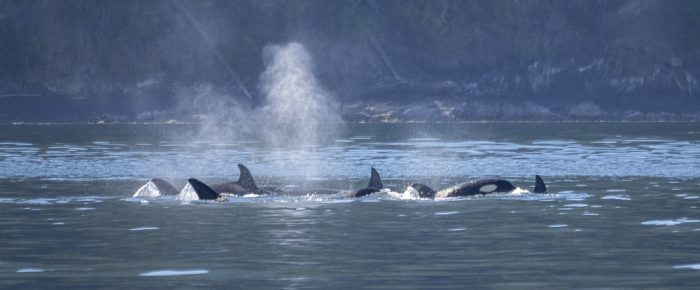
[1,123,699,288]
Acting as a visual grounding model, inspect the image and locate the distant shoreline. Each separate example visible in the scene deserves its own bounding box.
[2,120,699,125]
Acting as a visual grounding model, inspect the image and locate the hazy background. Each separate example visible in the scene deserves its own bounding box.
[1,0,699,122]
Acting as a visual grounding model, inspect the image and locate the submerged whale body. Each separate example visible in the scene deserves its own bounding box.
[409,175,547,199]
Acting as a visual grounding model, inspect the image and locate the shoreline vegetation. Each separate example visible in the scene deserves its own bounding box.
[2,98,699,124]
[2,1,699,125]
[3,119,699,125]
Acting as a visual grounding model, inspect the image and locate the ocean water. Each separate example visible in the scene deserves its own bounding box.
[1,123,699,288]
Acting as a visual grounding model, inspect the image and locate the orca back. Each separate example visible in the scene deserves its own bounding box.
[409,183,436,199]
[437,179,516,197]
[351,187,381,198]
[209,182,248,195]
[187,178,220,200]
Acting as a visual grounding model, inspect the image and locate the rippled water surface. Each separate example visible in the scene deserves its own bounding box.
[1,123,699,288]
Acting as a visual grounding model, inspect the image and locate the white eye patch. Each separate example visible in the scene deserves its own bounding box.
[479,184,498,193]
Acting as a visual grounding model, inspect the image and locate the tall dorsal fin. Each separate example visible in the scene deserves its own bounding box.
[534,175,547,193]
[368,167,383,189]
[237,164,258,191]
[188,178,220,200]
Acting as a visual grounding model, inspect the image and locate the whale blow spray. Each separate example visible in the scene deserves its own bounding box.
[258,42,342,148]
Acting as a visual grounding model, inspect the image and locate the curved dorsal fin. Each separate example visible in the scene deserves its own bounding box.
[368,167,383,189]
[534,175,547,193]
[237,164,258,191]
[188,178,220,200]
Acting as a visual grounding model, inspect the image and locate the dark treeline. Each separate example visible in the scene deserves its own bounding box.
[1,0,699,122]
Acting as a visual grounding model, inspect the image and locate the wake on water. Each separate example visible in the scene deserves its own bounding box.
[128,184,588,204]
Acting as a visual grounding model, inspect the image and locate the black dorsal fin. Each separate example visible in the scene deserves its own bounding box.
[368,167,383,189]
[188,178,220,200]
[237,164,259,191]
[534,175,547,193]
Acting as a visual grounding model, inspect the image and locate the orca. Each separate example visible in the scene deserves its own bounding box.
[408,175,547,199]
[132,177,181,198]
[134,164,264,199]
[187,178,228,201]
[274,167,385,197]
[207,164,265,195]
[347,167,384,198]
[185,164,267,200]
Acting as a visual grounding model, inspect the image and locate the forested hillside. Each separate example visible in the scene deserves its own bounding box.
[1,0,699,121]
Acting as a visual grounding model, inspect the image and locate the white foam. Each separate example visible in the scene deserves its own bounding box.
[140,269,209,276]
[565,203,588,207]
[133,180,162,198]
[129,227,159,231]
[674,263,700,270]
[448,228,466,231]
[176,183,199,202]
[435,211,459,216]
[601,195,631,201]
[392,188,422,200]
[684,196,699,200]
[548,224,568,228]
[605,189,626,193]
[123,198,150,204]
[511,187,530,195]
[22,198,54,205]
[641,218,700,226]
[75,207,95,211]
[17,268,45,273]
